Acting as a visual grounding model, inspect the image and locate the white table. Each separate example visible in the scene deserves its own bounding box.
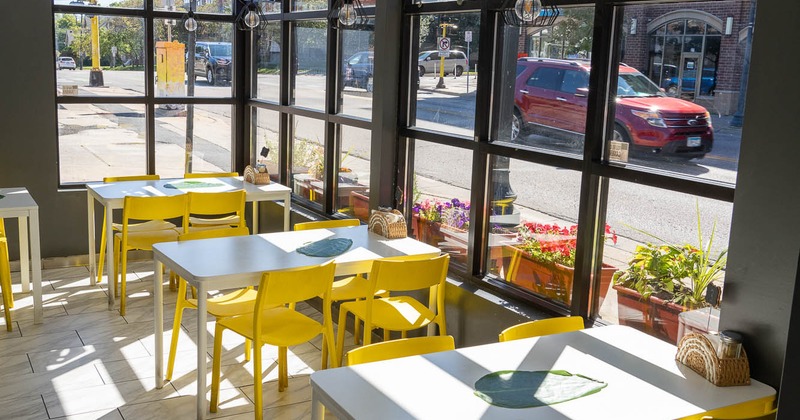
[0,188,43,324]
[152,225,441,419]
[310,325,776,420]
[86,177,291,310]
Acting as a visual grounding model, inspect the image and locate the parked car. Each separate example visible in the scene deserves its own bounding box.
[513,58,714,158]
[653,63,716,96]
[343,51,374,91]
[57,56,76,70]
[418,50,468,77]
[189,41,232,85]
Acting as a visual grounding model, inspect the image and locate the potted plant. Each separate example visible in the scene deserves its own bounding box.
[411,198,470,263]
[612,205,728,343]
[501,222,618,307]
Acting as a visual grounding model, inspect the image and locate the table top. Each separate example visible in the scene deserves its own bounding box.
[310,325,776,420]
[86,176,291,207]
[153,225,441,288]
[0,187,38,211]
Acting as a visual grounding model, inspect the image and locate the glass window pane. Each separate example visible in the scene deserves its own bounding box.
[291,116,326,206]
[292,20,327,110]
[155,104,233,178]
[411,140,472,270]
[154,0,232,14]
[413,13,478,138]
[55,14,145,96]
[58,104,146,183]
[599,180,732,345]
[485,157,582,308]
[494,6,594,159]
[292,0,326,12]
[337,126,371,222]
[340,23,375,119]
[56,0,143,9]
[256,22,281,102]
[255,108,282,184]
[611,2,753,185]
[154,20,234,97]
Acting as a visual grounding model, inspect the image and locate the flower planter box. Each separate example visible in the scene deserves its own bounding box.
[504,245,616,307]
[613,284,691,344]
[349,190,370,222]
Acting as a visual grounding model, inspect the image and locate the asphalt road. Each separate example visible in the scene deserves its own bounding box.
[56,69,739,252]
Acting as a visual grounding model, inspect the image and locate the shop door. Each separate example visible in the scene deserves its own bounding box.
[679,53,702,101]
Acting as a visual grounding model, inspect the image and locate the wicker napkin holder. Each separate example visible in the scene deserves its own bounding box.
[244,165,270,185]
[368,209,407,239]
[676,333,750,387]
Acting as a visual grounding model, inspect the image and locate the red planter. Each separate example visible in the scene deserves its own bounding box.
[613,284,690,344]
[504,245,616,307]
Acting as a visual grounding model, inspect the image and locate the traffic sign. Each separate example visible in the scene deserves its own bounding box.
[438,37,451,56]
[465,31,472,42]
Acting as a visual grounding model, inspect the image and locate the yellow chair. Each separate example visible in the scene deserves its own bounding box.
[113,194,188,316]
[183,172,239,179]
[336,254,450,364]
[346,335,455,366]
[165,226,256,381]
[294,219,382,344]
[498,316,584,342]
[701,408,777,420]
[96,175,173,285]
[210,261,338,420]
[1,219,13,331]
[186,190,246,230]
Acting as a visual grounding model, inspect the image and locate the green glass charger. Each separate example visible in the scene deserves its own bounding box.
[164,181,222,190]
[474,370,607,408]
[296,238,353,258]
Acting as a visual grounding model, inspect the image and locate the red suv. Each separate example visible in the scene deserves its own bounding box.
[513,58,713,158]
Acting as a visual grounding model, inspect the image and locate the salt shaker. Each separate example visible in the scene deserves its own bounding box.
[717,330,743,359]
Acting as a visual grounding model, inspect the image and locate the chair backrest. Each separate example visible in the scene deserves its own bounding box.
[369,254,450,293]
[184,172,238,179]
[178,226,250,242]
[257,261,336,309]
[186,190,246,227]
[103,174,160,183]
[346,335,455,366]
[498,316,584,342]
[293,219,360,231]
[122,195,188,232]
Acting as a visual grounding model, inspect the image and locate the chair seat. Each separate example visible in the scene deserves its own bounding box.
[116,228,181,251]
[342,296,437,331]
[112,220,176,232]
[189,215,241,226]
[329,275,387,302]
[220,307,324,347]
[186,288,261,318]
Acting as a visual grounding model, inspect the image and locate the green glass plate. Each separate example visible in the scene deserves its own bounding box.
[296,238,353,258]
[474,370,607,408]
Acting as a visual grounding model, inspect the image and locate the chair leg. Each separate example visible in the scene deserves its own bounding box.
[253,338,264,420]
[97,212,106,285]
[278,346,288,392]
[244,338,252,362]
[166,279,188,381]
[321,336,328,370]
[336,308,349,367]
[210,324,224,413]
[112,236,121,297]
[119,247,128,317]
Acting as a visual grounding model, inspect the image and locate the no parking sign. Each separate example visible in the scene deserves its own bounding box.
[438,37,451,57]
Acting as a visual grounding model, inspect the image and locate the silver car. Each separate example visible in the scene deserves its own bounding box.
[57,56,76,70]
[418,50,468,77]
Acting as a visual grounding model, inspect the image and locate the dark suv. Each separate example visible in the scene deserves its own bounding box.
[513,58,713,158]
[343,51,373,91]
[191,42,232,85]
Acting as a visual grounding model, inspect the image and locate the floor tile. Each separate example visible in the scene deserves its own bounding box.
[42,378,178,418]
[0,394,49,420]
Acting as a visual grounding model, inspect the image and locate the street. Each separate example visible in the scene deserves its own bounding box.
[57,69,740,251]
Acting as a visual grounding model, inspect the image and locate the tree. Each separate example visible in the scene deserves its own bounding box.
[548,8,594,58]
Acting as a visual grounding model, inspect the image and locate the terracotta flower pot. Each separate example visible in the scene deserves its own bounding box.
[612,284,692,344]
[649,296,689,344]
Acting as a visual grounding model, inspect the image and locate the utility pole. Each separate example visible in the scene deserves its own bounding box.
[88,0,104,86]
[436,20,457,89]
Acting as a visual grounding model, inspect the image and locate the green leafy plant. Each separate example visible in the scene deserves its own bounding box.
[613,201,728,308]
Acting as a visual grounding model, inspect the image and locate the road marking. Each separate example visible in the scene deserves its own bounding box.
[703,154,738,163]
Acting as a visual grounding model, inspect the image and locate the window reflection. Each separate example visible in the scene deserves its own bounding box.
[337,126,371,221]
[292,20,327,110]
[291,116,326,206]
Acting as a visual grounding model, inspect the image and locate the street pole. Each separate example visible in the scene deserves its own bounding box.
[730,0,756,127]
[185,0,197,173]
[436,23,448,89]
[88,0,104,86]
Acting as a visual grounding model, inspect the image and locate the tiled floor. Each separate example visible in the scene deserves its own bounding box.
[0,262,350,419]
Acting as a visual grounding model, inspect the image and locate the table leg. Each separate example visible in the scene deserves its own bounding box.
[283,191,291,231]
[252,201,259,234]
[196,282,208,419]
[310,392,324,420]
[87,192,97,286]
[154,260,164,389]
[17,217,30,293]
[29,210,42,325]
[105,205,115,310]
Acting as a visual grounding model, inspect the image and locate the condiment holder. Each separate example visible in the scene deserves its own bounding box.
[676,332,750,387]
